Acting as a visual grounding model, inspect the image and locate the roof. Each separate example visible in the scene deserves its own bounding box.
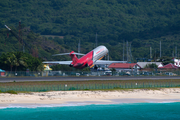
[137,62,163,68]
[159,63,178,69]
[0,69,5,72]
[108,63,137,69]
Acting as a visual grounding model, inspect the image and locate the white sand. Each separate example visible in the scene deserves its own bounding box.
[0,88,180,107]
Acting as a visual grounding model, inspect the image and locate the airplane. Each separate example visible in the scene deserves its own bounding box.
[43,45,126,69]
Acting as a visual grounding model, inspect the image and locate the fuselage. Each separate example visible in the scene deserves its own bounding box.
[70,45,108,69]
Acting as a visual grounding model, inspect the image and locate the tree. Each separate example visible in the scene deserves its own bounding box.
[110,68,116,75]
[37,63,44,71]
[50,64,90,71]
[14,52,27,72]
[0,52,44,71]
[4,53,17,72]
[157,56,174,65]
[26,57,44,71]
[145,63,158,69]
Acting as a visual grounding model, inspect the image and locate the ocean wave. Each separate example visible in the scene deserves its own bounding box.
[0,99,180,109]
[0,103,88,109]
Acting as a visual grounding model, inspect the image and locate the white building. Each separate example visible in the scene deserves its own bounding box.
[174,59,180,67]
[137,62,163,68]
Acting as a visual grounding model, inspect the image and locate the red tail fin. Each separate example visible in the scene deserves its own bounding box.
[69,51,78,64]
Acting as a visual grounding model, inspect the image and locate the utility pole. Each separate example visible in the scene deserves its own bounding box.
[129,43,133,63]
[126,41,128,62]
[19,21,25,52]
[160,41,161,58]
[150,47,152,59]
[123,40,124,61]
[108,52,109,61]
[78,40,80,53]
[175,46,177,58]
[78,40,80,58]
[18,21,21,51]
[155,50,156,62]
[95,33,97,47]
[5,24,31,54]
[172,50,174,58]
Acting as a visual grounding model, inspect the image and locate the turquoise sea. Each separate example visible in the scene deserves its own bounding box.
[1,102,180,120]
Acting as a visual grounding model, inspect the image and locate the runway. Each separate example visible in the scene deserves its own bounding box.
[0,76,180,82]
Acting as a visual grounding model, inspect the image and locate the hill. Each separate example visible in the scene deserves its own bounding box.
[0,0,180,61]
[0,26,70,61]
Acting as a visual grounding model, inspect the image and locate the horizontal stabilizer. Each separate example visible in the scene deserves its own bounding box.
[43,61,72,65]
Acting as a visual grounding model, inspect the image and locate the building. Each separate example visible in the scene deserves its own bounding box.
[108,63,140,72]
[159,63,178,69]
[137,62,163,69]
[0,69,5,77]
[174,59,180,67]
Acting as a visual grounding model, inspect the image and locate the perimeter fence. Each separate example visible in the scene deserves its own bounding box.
[0,82,180,92]
[1,70,180,77]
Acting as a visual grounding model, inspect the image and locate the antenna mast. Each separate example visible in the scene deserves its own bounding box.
[150,47,152,59]
[123,40,124,61]
[160,41,161,58]
[126,41,129,62]
[176,46,177,58]
[129,43,133,63]
[78,40,80,58]
[95,33,97,47]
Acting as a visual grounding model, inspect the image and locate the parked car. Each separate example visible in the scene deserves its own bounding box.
[164,72,177,76]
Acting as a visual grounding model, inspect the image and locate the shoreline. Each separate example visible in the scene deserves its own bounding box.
[1,88,180,108]
[1,99,180,109]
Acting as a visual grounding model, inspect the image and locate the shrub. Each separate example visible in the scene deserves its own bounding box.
[6,90,17,94]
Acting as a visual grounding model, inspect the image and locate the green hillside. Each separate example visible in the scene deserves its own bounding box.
[0,0,180,61]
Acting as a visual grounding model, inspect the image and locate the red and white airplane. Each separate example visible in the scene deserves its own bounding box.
[43,45,126,69]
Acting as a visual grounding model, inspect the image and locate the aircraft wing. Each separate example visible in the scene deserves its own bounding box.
[53,52,85,56]
[94,60,127,65]
[43,61,72,65]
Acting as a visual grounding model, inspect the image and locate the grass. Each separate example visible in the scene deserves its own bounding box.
[0,90,18,94]
[6,90,17,94]
[0,79,180,92]
[81,87,177,91]
[0,79,180,86]
[0,87,179,93]
[0,90,34,94]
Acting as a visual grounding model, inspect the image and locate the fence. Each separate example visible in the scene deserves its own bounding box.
[1,70,180,77]
[1,82,180,92]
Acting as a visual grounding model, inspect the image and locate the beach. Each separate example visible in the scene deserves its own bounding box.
[1,88,180,107]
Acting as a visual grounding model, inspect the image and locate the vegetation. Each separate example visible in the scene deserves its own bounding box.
[0,52,44,71]
[145,63,158,69]
[157,56,174,65]
[0,90,18,94]
[0,79,180,87]
[0,0,180,63]
[50,64,90,71]
[5,90,17,94]
[0,80,180,92]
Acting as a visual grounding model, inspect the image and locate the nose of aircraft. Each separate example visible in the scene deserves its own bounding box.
[104,46,109,54]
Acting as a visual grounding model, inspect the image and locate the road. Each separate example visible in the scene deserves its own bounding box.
[0,76,180,82]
